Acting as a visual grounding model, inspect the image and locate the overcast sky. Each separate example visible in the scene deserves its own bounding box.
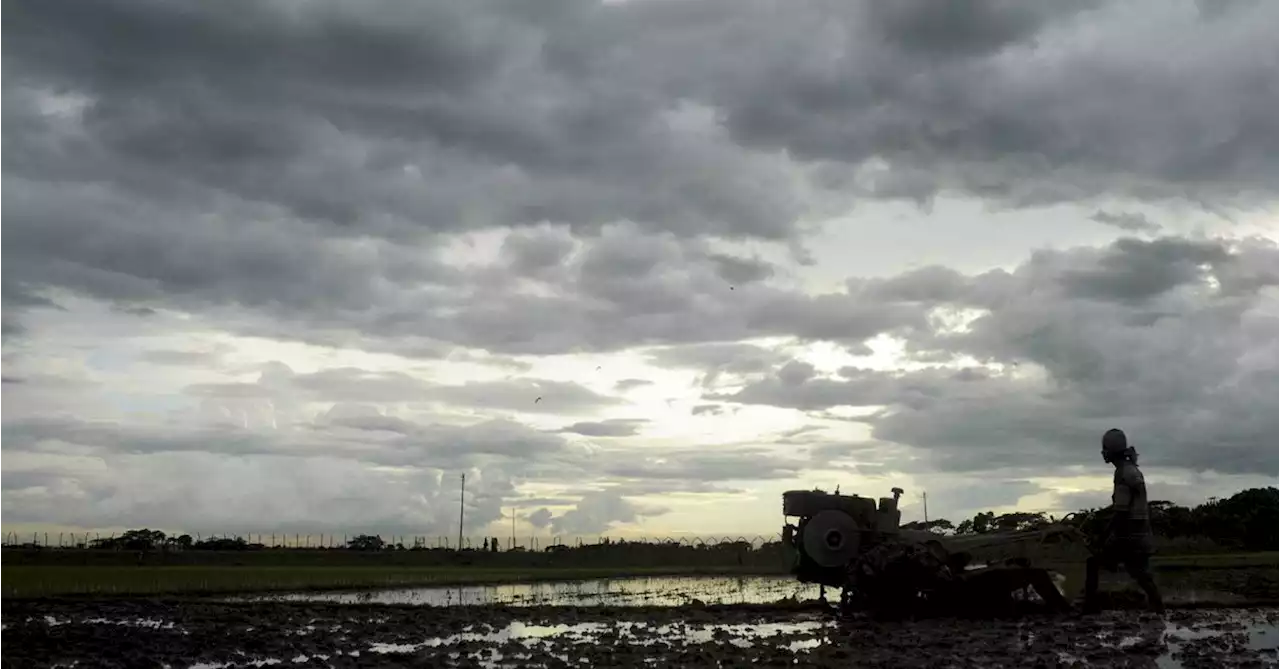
[3,0,1277,541]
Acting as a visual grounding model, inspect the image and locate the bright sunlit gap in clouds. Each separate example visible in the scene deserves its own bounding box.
[3,0,1277,542]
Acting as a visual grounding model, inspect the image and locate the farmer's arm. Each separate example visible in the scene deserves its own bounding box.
[1103,475,1133,543]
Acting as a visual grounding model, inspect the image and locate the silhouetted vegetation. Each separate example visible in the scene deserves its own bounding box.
[926,487,1278,552]
[5,488,1274,570]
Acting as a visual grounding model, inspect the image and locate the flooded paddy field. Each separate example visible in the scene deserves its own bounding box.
[234,575,820,607]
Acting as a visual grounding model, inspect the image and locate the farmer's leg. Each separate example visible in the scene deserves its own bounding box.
[1123,553,1164,612]
[1083,555,1104,612]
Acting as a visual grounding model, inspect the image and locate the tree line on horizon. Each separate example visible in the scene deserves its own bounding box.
[901,486,1278,552]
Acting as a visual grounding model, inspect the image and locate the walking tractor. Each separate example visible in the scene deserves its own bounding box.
[781,487,1092,617]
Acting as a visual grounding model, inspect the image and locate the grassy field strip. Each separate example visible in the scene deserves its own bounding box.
[1,565,783,598]
[3,552,1274,599]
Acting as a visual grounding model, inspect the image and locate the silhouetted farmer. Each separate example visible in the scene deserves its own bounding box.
[1084,428,1164,613]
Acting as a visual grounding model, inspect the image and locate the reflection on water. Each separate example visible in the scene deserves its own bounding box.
[241,574,1255,612]
[242,575,822,607]
[190,614,1276,669]
[1157,615,1278,669]
[191,620,833,669]
[1162,589,1251,606]
[370,619,831,654]
[1051,612,1279,669]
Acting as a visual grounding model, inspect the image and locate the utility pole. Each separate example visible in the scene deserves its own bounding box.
[923,492,929,523]
[458,473,466,550]
[510,508,516,551]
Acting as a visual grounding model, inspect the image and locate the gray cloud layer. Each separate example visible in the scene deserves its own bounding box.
[712,236,1278,477]
[2,0,1275,533]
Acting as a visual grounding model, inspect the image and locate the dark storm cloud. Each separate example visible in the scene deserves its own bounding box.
[548,490,669,536]
[713,236,1279,477]
[501,226,579,278]
[706,0,1276,206]
[2,0,809,243]
[2,410,577,482]
[613,379,654,392]
[188,365,432,403]
[1,470,69,491]
[528,508,554,529]
[557,418,647,437]
[647,341,808,389]
[706,253,776,285]
[3,0,1274,349]
[861,0,1100,58]
[1,284,55,338]
[184,363,618,414]
[1089,210,1162,233]
[1057,237,1232,304]
[438,223,935,356]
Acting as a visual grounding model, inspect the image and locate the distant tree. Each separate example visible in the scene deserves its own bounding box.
[992,512,1050,532]
[100,529,166,551]
[346,535,385,551]
[901,519,955,534]
[193,536,250,551]
[955,511,996,535]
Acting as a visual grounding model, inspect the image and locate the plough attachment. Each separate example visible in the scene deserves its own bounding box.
[842,533,1077,618]
[782,487,1091,618]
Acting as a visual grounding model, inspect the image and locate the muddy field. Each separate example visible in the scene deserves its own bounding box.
[3,598,1277,668]
[4,570,1277,668]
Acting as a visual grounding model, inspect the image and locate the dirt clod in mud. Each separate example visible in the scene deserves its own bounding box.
[3,599,1277,668]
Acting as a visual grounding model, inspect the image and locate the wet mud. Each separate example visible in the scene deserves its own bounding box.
[3,598,1276,668]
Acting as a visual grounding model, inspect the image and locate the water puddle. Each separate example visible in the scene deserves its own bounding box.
[1050,611,1278,668]
[189,619,830,669]
[238,575,822,607]
[1158,615,1278,668]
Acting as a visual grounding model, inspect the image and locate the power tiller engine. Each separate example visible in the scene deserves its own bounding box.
[782,486,1077,618]
[780,487,904,588]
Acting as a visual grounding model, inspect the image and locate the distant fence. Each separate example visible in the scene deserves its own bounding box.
[0,531,785,551]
